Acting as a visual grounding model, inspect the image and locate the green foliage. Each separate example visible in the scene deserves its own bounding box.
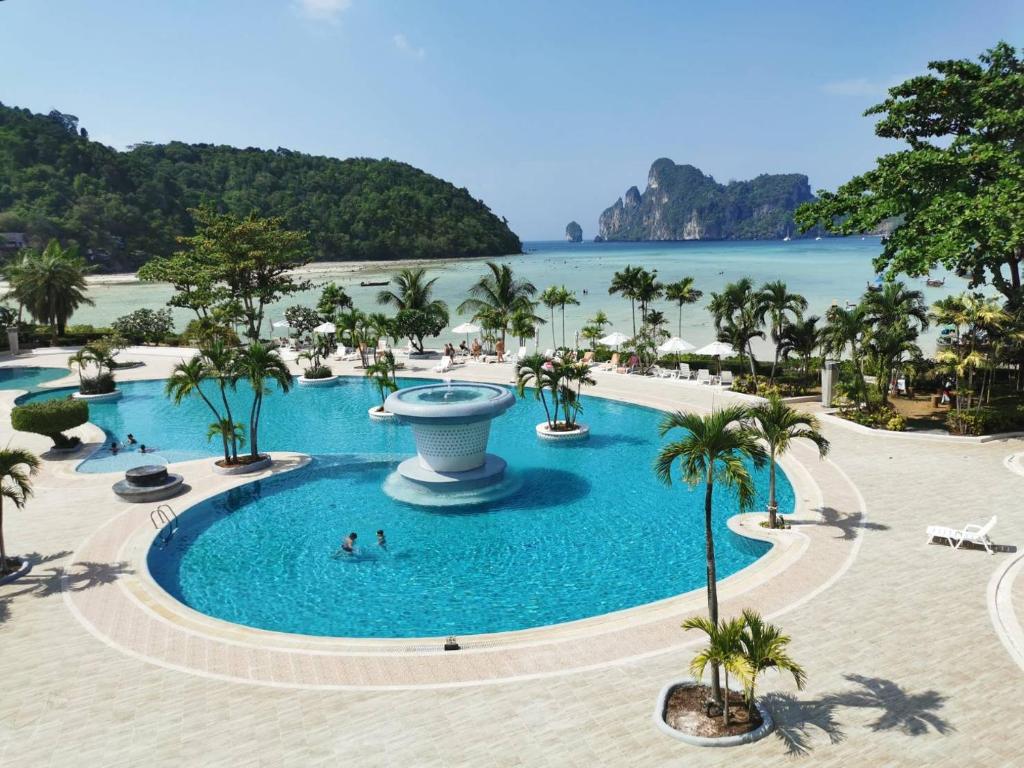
[111,308,173,344]
[316,283,352,318]
[0,102,522,271]
[458,262,538,345]
[284,305,322,337]
[0,447,41,567]
[796,43,1024,306]
[365,351,399,408]
[2,239,94,338]
[515,353,595,430]
[11,398,89,446]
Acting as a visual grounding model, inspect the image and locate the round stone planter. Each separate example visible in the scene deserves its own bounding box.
[298,374,338,387]
[535,422,590,441]
[211,454,273,475]
[112,464,185,503]
[653,680,774,747]
[72,389,123,402]
[0,558,32,587]
[47,440,83,455]
[368,406,397,422]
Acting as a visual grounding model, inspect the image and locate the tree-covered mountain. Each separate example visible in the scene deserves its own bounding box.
[597,158,818,241]
[0,103,522,272]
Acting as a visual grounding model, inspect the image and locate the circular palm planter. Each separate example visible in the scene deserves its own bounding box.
[368,406,397,422]
[653,680,774,747]
[297,375,338,387]
[0,558,32,587]
[72,389,123,402]
[536,422,590,441]
[212,454,273,475]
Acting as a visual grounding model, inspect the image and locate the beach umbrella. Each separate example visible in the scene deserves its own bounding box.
[313,321,336,334]
[657,336,696,354]
[452,322,480,346]
[695,341,736,376]
[599,331,630,348]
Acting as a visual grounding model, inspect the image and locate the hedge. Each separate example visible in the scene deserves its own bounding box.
[11,398,89,447]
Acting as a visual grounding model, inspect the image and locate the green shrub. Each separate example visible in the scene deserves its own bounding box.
[111,308,174,345]
[947,407,1024,436]
[79,372,116,394]
[11,398,89,447]
[303,364,333,379]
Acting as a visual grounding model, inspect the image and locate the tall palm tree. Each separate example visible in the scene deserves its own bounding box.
[608,265,644,336]
[778,315,822,388]
[634,269,663,325]
[682,615,753,726]
[664,277,702,337]
[822,303,869,406]
[932,292,1010,414]
[0,448,40,573]
[758,281,807,383]
[509,310,537,349]
[201,340,242,462]
[539,286,561,349]
[556,286,579,348]
[166,356,232,462]
[862,282,929,403]
[645,309,669,340]
[458,262,537,346]
[655,406,767,704]
[234,343,292,459]
[748,395,830,528]
[738,609,806,716]
[709,278,764,390]
[3,240,94,341]
[376,268,440,312]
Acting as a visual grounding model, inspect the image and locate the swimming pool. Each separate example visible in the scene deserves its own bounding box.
[26,376,791,638]
[0,366,69,391]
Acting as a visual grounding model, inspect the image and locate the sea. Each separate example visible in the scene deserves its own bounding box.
[67,237,963,355]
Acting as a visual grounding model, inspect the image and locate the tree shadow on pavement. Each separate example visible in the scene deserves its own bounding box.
[791,507,890,541]
[765,673,953,757]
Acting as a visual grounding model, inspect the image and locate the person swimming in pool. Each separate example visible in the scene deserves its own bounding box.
[376,529,387,550]
[110,441,119,455]
[126,433,137,445]
[336,532,357,556]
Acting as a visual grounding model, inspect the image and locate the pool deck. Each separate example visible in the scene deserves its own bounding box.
[0,347,1022,766]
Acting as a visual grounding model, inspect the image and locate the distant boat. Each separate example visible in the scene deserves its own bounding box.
[815,236,822,241]
[867,275,884,292]
[360,280,389,287]
[782,235,791,242]
[926,277,945,288]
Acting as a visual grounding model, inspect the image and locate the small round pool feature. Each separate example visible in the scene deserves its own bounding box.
[384,382,516,496]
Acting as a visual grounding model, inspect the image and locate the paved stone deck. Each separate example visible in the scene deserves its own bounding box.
[0,348,1021,766]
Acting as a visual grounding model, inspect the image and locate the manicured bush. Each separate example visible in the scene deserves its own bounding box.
[11,398,89,447]
[303,364,333,379]
[79,372,116,394]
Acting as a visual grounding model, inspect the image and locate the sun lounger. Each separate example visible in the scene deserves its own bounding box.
[719,370,734,388]
[677,363,692,380]
[696,369,711,385]
[926,516,997,554]
[599,353,620,372]
[433,358,454,373]
[580,350,596,367]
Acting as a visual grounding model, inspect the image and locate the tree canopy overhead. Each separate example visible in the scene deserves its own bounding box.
[796,42,1024,306]
[0,102,522,272]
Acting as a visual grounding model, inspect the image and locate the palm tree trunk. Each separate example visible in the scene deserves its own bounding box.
[677,304,683,338]
[219,384,239,462]
[747,343,759,395]
[723,668,731,726]
[704,472,723,704]
[630,299,636,337]
[561,306,567,349]
[550,308,556,348]
[0,496,6,569]
[249,392,261,457]
[768,456,778,528]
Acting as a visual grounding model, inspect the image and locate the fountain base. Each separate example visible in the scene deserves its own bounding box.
[382,464,522,507]
[396,453,507,489]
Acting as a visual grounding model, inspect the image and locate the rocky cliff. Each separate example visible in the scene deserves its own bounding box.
[597,159,816,241]
[565,221,583,242]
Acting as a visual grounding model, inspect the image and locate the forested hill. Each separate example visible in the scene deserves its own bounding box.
[0,103,522,271]
[598,158,818,241]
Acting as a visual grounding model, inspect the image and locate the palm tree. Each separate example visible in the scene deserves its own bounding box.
[201,340,242,462]
[748,395,830,528]
[515,353,556,428]
[645,309,669,340]
[758,281,807,383]
[608,265,644,336]
[556,287,579,348]
[509,310,536,349]
[738,609,806,716]
[0,448,40,573]
[821,303,869,406]
[655,406,767,704]
[234,343,292,459]
[365,351,398,411]
[458,262,537,346]
[634,269,663,325]
[561,360,596,428]
[67,348,97,389]
[664,277,702,337]
[377,268,449,354]
[709,278,764,390]
[166,356,232,463]
[861,281,928,402]
[682,615,753,726]
[539,286,561,349]
[777,315,822,389]
[206,419,246,457]
[3,240,94,341]
[932,293,1010,415]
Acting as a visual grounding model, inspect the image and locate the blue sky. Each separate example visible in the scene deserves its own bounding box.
[1,0,1018,239]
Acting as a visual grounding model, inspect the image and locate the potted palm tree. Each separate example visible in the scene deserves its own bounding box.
[297,336,337,385]
[166,355,237,466]
[68,344,121,401]
[223,342,292,474]
[655,406,766,713]
[0,448,40,585]
[516,354,593,440]
[366,351,399,421]
[748,395,830,529]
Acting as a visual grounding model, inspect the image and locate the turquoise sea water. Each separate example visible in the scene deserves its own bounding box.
[70,238,964,355]
[24,377,790,637]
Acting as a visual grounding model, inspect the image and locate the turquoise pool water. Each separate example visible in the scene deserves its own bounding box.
[0,366,69,391]
[24,377,791,638]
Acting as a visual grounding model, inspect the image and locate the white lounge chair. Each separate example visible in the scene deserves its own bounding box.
[651,365,674,379]
[599,353,620,372]
[719,370,734,388]
[433,358,453,373]
[926,516,998,554]
[696,369,711,385]
[677,363,692,380]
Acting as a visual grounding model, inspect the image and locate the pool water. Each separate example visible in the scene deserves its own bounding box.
[24,377,791,638]
[0,366,69,391]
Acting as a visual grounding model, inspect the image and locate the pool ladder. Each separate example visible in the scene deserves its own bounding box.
[150,504,178,547]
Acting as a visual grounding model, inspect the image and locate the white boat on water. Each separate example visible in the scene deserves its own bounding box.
[782,235,791,242]
[815,236,822,241]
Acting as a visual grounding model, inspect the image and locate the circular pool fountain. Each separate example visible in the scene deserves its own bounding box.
[384,382,515,496]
